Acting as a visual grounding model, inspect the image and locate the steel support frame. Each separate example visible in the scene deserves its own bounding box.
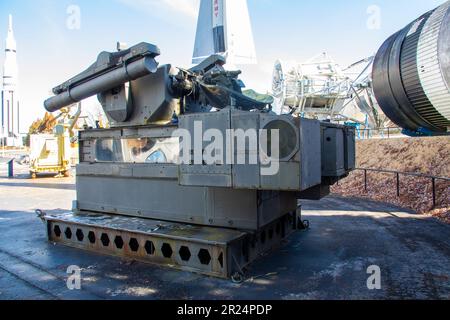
[43,210,298,279]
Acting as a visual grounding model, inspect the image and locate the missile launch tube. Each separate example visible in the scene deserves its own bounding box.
[44,56,158,113]
[372,1,450,133]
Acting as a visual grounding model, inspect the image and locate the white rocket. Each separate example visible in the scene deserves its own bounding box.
[193,0,257,66]
[1,14,20,140]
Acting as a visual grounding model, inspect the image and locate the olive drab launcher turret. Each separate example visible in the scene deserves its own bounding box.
[39,43,355,279]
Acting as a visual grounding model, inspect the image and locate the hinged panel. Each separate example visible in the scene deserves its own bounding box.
[179,109,233,187]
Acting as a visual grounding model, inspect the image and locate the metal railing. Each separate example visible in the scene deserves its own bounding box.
[356,127,403,140]
[353,168,450,209]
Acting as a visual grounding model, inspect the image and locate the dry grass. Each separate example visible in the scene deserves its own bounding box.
[332,137,450,222]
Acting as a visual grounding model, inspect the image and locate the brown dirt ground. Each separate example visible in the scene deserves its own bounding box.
[332,137,450,223]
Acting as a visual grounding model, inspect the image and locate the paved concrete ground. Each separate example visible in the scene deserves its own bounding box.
[0,163,450,300]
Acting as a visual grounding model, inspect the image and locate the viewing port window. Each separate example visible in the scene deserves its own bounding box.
[93,137,179,164]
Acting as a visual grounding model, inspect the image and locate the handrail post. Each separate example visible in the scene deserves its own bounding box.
[432,178,436,209]
[7,159,14,178]
[364,170,368,192]
[396,172,400,197]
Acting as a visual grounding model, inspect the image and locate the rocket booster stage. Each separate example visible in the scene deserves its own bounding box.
[372,1,450,134]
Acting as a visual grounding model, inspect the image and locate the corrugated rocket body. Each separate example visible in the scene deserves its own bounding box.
[416,2,450,124]
[373,1,450,133]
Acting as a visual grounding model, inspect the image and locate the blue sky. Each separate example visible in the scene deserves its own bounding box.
[0,0,445,131]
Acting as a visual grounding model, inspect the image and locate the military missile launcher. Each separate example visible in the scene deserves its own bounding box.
[39,43,355,279]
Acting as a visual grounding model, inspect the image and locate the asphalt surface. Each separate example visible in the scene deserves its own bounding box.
[0,163,450,300]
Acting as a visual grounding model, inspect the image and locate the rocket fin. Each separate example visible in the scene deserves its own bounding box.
[224,0,257,65]
[193,0,216,65]
[192,0,257,66]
